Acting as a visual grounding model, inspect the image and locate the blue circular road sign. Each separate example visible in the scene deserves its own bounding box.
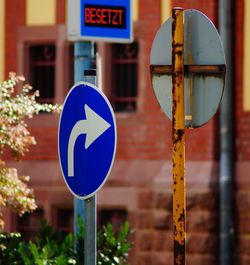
[58,82,117,199]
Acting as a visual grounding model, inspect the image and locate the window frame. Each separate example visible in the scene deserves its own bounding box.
[16,208,44,240]
[17,25,70,105]
[97,22,143,115]
[111,42,139,113]
[54,207,74,234]
[28,43,56,103]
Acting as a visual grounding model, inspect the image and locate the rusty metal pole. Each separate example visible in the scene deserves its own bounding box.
[172,7,185,265]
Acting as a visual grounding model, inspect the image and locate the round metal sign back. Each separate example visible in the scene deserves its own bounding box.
[150,9,226,128]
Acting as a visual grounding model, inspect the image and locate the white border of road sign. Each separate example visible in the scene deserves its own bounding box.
[67,0,133,43]
[58,81,117,199]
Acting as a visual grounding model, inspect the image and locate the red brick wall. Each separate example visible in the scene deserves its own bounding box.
[3,0,218,162]
[4,0,25,77]
[172,0,218,24]
[5,0,250,264]
[235,0,250,264]
[56,0,66,24]
[28,127,59,160]
[235,0,248,160]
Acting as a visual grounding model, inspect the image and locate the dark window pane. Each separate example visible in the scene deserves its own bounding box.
[29,44,56,103]
[56,208,73,235]
[17,208,44,241]
[98,209,127,234]
[112,43,138,112]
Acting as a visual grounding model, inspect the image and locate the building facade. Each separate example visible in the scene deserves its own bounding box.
[0,0,249,264]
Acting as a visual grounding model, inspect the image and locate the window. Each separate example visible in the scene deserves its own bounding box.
[55,208,126,235]
[56,208,74,235]
[111,43,138,112]
[17,208,44,241]
[29,44,56,103]
[98,209,127,234]
[18,25,71,106]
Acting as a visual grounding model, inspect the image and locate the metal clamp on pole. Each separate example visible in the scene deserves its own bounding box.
[172,7,186,265]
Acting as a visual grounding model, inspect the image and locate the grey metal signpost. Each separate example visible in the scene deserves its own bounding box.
[65,1,132,264]
[73,41,93,241]
[84,70,97,265]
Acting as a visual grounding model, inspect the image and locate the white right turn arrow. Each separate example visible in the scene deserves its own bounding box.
[67,104,111,177]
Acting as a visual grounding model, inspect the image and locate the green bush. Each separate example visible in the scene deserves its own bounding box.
[98,222,132,265]
[0,232,23,265]
[18,220,75,265]
[0,220,133,265]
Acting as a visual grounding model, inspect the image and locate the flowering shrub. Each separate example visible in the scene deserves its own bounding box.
[0,73,61,230]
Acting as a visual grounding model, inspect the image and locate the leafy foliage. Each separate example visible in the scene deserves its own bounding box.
[0,220,133,265]
[98,222,132,265]
[18,220,75,265]
[0,232,23,264]
[0,73,61,230]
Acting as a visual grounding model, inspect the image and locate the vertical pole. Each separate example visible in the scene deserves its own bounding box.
[172,8,185,265]
[84,70,97,265]
[84,196,97,265]
[218,0,235,264]
[74,42,93,242]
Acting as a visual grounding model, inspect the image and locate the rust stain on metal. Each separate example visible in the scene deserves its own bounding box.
[173,129,184,144]
[174,240,185,265]
[172,7,186,265]
[150,64,226,76]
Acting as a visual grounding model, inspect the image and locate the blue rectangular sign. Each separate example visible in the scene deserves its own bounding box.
[80,0,132,42]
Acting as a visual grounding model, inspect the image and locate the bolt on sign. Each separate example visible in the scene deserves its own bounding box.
[150,8,226,265]
[67,0,132,43]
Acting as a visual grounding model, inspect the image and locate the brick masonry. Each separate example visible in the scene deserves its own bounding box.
[4,0,25,77]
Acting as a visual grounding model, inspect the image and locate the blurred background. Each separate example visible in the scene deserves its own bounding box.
[0,0,248,264]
